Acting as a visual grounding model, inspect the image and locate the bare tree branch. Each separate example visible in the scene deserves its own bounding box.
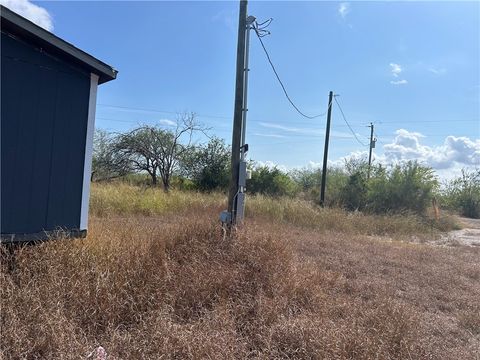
[112,113,208,190]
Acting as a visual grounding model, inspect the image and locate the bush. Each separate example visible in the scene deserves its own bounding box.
[180,137,230,192]
[290,161,438,216]
[441,169,480,218]
[248,166,298,197]
[367,161,438,215]
[290,167,348,205]
[341,172,368,211]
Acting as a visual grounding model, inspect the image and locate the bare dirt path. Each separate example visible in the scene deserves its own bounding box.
[440,217,480,247]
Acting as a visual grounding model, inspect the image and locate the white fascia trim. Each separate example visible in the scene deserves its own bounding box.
[80,73,99,230]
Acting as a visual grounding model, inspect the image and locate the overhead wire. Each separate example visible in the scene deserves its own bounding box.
[333,96,368,147]
[96,103,328,126]
[252,19,328,120]
[97,103,478,126]
[95,114,363,137]
[376,119,478,124]
[95,112,473,138]
[96,104,358,128]
[97,104,230,120]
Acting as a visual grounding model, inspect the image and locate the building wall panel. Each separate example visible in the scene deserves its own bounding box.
[1,33,90,236]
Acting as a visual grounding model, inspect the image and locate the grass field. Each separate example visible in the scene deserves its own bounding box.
[1,184,479,359]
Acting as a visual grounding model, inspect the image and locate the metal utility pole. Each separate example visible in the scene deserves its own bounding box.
[320,91,334,207]
[223,0,254,227]
[367,123,376,179]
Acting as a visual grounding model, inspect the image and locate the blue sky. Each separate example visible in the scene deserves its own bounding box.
[4,0,480,178]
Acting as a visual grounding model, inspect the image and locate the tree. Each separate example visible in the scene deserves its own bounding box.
[91,129,131,181]
[442,169,480,218]
[367,161,438,214]
[290,167,349,205]
[181,137,230,191]
[290,168,321,193]
[341,172,368,211]
[248,165,298,197]
[114,113,206,190]
[339,159,369,210]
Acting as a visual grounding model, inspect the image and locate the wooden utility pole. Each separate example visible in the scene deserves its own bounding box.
[367,123,374,179]
[227,0,248,225]
[320,91,334,207]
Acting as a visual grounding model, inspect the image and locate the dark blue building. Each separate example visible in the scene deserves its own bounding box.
[1,6,117,242]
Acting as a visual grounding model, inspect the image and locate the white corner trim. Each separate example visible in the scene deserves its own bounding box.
[80,73,99,230]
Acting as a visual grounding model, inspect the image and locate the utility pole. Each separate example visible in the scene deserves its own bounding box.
[223,0,253,227]
[367,123,375,179]
[320,91,334,207]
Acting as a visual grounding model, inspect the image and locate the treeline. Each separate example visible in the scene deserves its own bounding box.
[92,119,480,219]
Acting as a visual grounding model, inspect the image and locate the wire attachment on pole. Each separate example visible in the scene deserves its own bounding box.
[253,18,272,37]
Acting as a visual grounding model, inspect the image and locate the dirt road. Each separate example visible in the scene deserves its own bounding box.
[441,217,480,247]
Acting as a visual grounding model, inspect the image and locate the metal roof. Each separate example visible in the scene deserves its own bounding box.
[1,5,117,84]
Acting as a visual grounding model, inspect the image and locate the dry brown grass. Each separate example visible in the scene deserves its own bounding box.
[90,183,455,238]
[1,186,478,359]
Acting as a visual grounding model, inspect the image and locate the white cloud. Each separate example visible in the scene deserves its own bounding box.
[325,129,479,180]
[158,119,176,127]
[389,63,402,77]
[389,63,408,85]
[259,122,354,139]
[253,130,479,180]
[428,67,447,75]
[259,122,320,135]
[327,150,369,169]
[254,160,289,173]
[253,133,286,138]
[305,161,320,169]
[390,79,408,85]
[381,129,480,170]
[338,2,350,19]
[0,0,53,31]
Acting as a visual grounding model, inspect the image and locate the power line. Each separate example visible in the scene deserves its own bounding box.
[97,103,230,120]
[95,115,473,138]
[254,140,320,146]
[377,119,478,124]
[96,117,142,124]
[253,23,328,120]
[253,132,360,139]
[333,96,368,146]
[95,111,359,129]
[97,103,478,126]
[97,103,325,126]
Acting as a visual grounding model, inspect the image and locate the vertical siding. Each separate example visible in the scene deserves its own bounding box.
[1,33,90,235]
[80,74,98,230]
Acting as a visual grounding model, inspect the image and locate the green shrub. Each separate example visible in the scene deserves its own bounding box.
[341,172,368,211]
[290,161,438,215]
[180,137,230,192]
[170,176,197,191]
[248,166,298,197]
[290,167,348,205]
[367,161,438,215]
[441,169,480,219]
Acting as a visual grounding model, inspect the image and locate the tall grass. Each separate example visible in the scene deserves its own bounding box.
[90,184,456,239]
[1,210,478,359]
[90,183,225,217]
[246,195,454,237]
